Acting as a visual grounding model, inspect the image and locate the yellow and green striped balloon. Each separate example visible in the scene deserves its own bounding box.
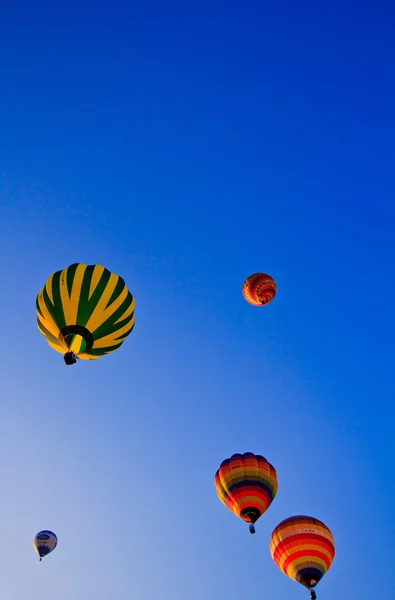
[36,263,135,364]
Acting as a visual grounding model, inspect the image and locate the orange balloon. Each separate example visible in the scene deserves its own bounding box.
[242,273,276,306]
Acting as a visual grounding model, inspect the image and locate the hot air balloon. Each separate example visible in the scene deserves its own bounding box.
[34,530,58,561]
[36,263,135,365]
[270,516,335,599]
[242,273,276,306]
[214,452,278,533]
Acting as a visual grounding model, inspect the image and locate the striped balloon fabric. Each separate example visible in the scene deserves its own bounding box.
[270,516,335,594]
[242,273,276,306]
[214,452,278,533]
[36,263,135,363]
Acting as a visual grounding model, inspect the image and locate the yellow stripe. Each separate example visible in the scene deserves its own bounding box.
[45,273,55,304]
[92,318,134,348]
[77,352,101,361]
[217,494,227,507]
[85,275,127,332]
[59,264,86,325]
[78,346,120,359]
[113,295,135,324]
[68,264,86,321]
[231,495,267,515]
[37,293,63,341]
[272,524,334,544]
[89,264,105,300]
[36,318,64,354]
[244,467,258,477]
[288,555,328,578]
[45,339,64,354]
[69,334,85,353]
[277,543,333,571]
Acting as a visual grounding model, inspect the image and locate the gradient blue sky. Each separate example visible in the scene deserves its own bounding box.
[1,1,394,598]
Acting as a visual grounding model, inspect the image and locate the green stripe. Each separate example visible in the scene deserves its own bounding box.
[107,276,126,308]
[76,266,112,325]
[75,265,95,324]
[87,342,124,356]
[110,321,135,343]
[113,321,135,342]
[91,292,134,340]
[36,296,44,318]
[66,263,79,296]
[65,333,87,353]
[111,313,135,335]
[44,271,66,331]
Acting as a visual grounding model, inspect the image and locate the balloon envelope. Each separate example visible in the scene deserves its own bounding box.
[214,452,278,530]
[270,515,335,590]
[34,530,58,559]
[242,273,276,306]
[36,263,135,361]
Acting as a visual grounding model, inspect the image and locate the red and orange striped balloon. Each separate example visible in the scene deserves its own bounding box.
[270,516,335,592]
[242,273,276,306]
[214,452,278,533]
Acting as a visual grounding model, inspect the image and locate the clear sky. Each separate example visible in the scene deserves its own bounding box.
[0,0,394,598]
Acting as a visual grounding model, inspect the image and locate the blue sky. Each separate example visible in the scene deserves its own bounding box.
[1,0,394,598]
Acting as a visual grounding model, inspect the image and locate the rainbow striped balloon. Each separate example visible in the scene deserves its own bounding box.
[242,273,276,306]
[270,516,335,593]
[215,452,278,533]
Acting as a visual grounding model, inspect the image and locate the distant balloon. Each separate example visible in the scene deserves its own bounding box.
[214,452,278,533]
[242,273,276,306]
[36,263,135,365]
[270,516,335,599]
[34,530,58,561]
